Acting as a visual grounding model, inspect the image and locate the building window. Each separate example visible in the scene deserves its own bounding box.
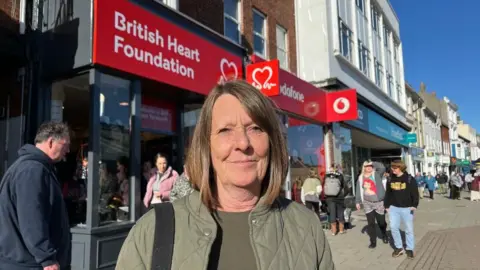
[356,0,364,13]
[383,24,390,47]
[339,19,353,62]
[387,73,393,98]
[253,9,266,57]
[224,0,240,43]
[276,25,288,70]
[396,83,402,104]
[371,5,379,32]
[374,59,383,88]
[358,41,370,77]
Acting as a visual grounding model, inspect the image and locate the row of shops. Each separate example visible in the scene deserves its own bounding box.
[2,0,415,269]
[409,147,475,176]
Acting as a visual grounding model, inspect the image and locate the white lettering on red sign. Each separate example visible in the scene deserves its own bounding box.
[113,11,201,80]
[280,83,304,103]
[251,66,277,90]
[332,97,350,114]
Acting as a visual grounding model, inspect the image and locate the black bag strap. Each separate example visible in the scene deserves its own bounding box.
[151,203,175,270]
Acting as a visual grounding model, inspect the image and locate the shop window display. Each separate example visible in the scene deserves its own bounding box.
[333,124,354,195]
[51,74,90,227]
[98,73,131,225]
[286,118,325,184]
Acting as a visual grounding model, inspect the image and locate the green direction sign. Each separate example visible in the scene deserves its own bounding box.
[404,133,417,143]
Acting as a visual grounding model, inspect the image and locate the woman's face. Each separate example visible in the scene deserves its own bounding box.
[210,94,270,190]
[117,162,124,173]
[364,165,373,174]
[156,157,168,173]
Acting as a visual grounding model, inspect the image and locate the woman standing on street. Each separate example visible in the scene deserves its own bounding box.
[116,80,334,270]
[355,160,389,249]
[450,172,463,200]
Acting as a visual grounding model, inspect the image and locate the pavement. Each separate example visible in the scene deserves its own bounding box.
[326,191,480,269]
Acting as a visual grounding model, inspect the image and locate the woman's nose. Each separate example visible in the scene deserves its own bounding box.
[233,129,251,151]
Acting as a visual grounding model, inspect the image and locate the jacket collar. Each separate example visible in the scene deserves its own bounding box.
[186,190,275,223]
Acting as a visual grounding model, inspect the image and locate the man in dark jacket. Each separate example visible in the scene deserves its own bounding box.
[0,122,71,270]
[385,160,419,260]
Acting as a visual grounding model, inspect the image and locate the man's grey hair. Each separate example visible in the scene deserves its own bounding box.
[34,121,70,144]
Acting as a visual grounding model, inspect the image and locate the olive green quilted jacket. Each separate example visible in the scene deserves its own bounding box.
[116,191,335,270]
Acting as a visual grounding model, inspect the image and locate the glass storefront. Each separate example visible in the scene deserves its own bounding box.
[333,123,354,195]
[286,117,325,183]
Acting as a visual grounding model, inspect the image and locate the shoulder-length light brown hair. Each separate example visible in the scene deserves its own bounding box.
[186,80,289,210]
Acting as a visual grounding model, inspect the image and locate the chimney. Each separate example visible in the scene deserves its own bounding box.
[420,82,426,92]
[431,91,436,96]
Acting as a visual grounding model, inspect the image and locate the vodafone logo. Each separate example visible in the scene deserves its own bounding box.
[219,58,238,83]
[251,66,277,90]
[332,97,351,114]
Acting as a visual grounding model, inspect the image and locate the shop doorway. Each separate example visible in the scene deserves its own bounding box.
[140,131,177,199]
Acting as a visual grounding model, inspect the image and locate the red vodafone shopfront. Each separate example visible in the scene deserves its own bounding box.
[246,59,358,197]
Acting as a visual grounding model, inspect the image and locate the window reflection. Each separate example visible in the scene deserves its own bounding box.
[98,73,131,226]
[52,74,89,228]
[333,124,354,196]
[286,118,325,184]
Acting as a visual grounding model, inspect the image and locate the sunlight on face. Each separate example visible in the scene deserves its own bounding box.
[210,94,270,189]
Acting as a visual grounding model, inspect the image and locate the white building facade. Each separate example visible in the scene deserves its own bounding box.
[295,0,409,175]
[444,97,459,159]
[423,108,441,174]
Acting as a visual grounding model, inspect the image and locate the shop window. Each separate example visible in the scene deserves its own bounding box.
[286,118,325,182]
[333,124,353,195]
[182,104,203,157]
[51,74,90,228]
[98,73,131,226]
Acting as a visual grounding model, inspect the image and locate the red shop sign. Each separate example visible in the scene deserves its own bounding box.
[141,98,176,133]
[93,0,242,95]
[246,59,357,123]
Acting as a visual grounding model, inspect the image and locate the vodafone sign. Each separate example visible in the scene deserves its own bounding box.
[93,0,242,95]
[246,59,358,123]
[325,90,358,122]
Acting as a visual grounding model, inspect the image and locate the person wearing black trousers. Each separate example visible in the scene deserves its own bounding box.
[355,161,389,249]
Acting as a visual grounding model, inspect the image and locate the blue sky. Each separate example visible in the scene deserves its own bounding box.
[390,0,479,131]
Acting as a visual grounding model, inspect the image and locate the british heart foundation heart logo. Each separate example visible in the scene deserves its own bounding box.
[251,66,276,90]
[219,58,238,83]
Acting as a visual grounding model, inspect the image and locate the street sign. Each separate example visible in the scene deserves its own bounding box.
[405,133,417,143]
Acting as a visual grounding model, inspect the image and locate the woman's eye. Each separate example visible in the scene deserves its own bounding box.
[218,128,231,133]
[250,126,263,132]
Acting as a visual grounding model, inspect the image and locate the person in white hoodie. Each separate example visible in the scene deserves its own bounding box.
[301,168,323,214]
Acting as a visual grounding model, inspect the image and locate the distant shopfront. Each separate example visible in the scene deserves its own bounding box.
[246,59,358,197]
[341,102,409,173]
[410,147,424,174]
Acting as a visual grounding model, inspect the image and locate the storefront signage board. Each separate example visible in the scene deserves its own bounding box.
[93,0,243,96]
[141,98,176,132]
[347,103,408,146]
[246,59,358,123]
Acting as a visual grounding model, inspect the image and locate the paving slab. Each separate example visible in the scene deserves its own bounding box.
[326,192,480,269]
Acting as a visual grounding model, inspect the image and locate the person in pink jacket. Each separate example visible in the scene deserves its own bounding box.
[143,153,179,208]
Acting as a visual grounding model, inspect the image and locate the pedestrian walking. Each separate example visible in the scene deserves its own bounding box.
[470,169,480,202]
[415,172,425,199]
[437,171,448,195]
[425,173,436,200]
[385,160,419,259]
[355,160,389,249]
[465,170,474,192]
[324,165,346,235]
[301,168,323,214]
[0,122,72,270]
[450,172,463,200]
[169,164,193,202]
